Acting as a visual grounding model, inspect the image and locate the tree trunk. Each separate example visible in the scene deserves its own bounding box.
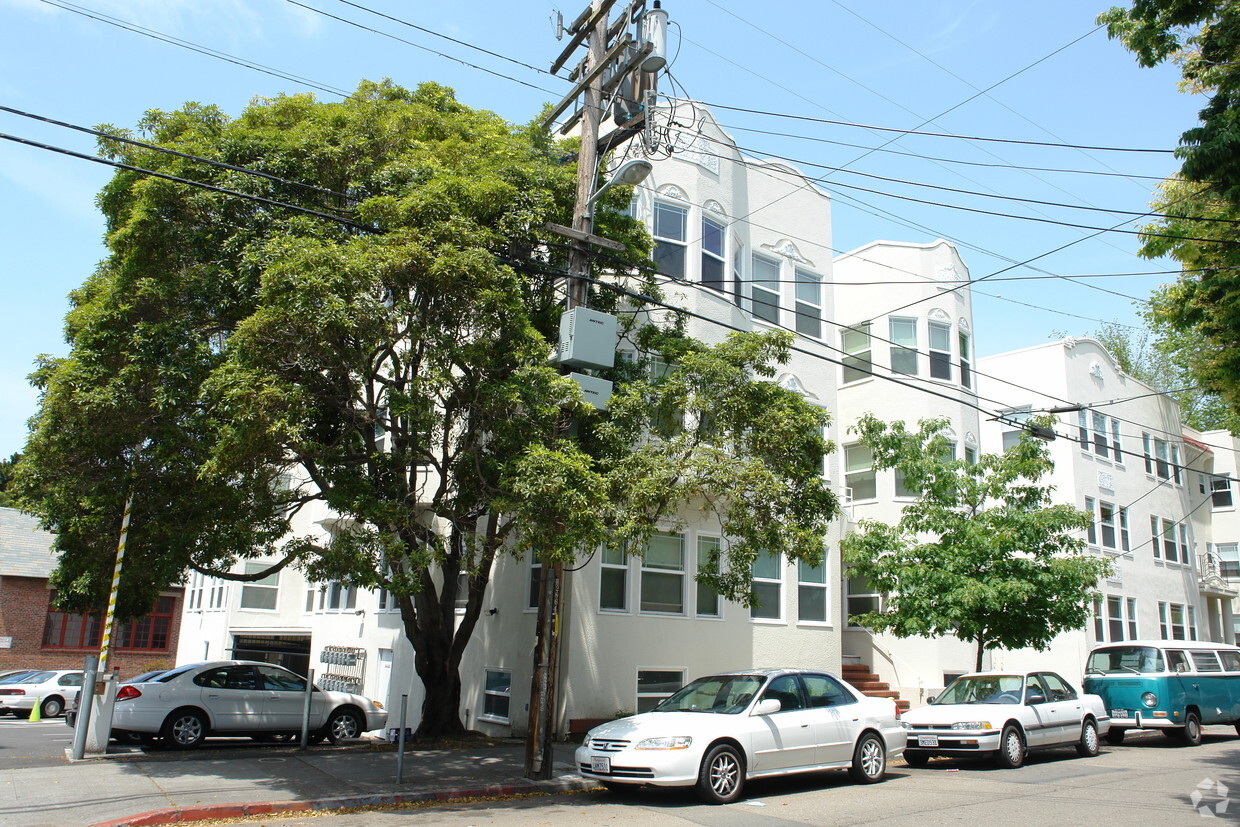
[403,587,467,740]
[974,638,985,672]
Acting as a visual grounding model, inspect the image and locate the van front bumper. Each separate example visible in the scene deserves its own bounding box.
[1107,710,1177,729]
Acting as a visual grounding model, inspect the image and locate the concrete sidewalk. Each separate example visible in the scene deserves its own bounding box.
[0,739,591,827]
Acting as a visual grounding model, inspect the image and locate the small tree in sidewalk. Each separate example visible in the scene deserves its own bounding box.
[841,415,1109,672]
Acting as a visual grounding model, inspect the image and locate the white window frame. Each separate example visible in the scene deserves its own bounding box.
[239,562,280,612]
[928,319,952,381]
[701,213,726,292]
[959,330,972,389]
[841,323,872,385]
[1212,476,1234,509]
[750,550,784,622]
[794,267,823,339]
[1126,597,1139,639]
[640,532,685,615]
[845,443,877,502]
[731,237,744,305]
[797,557,829,624]
[695,535,722,618]
[599,543,630,613]
[526,559,542,611]
[889,317,918,376]
[750,253,781,324]
[480,667,511,723]
[846,574,882,628]
[652,201,688,280]
[636,668,684,713]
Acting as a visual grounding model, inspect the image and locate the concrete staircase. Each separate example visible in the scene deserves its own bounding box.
[841,662,910,713]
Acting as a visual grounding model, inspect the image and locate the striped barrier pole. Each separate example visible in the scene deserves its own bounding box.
[98,493,133,675]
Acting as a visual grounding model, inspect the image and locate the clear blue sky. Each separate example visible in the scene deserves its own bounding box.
[0,0,1200,458]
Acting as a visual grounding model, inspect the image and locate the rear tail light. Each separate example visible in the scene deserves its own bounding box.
[0,689,26,696]
[116,685,142,702]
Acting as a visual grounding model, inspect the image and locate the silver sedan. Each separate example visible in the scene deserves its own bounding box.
[110,660,387,748]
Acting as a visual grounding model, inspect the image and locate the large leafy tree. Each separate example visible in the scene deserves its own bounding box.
[0,453,19,508]
[841,416,1109,671]
[1099,2,1240,417]
[13,81,837,737]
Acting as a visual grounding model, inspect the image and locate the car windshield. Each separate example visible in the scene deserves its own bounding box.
[934,675,1025,704]
[652,675,766,714]
[153,665,197,683]
[1086,646,1165,674]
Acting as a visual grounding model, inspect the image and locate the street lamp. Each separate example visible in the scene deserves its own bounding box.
[585,158,653,216]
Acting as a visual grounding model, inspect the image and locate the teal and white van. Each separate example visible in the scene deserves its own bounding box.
[1082,640,1240,745]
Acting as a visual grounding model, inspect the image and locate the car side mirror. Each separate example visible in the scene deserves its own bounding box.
[752,698,781,716]
[1026,692,1046,705]
[926,695,937,704]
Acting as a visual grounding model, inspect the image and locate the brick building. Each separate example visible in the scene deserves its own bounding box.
[0,507,182,676]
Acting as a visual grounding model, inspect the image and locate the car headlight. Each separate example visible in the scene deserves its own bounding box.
[1142,692,1158,708]
[950,721,993,730]
[634,736,692,750]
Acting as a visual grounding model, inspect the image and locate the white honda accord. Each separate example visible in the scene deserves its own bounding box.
[575,667,905,804]
[110,660,387,748]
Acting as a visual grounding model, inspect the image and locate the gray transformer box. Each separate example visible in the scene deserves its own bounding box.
[558,307,618,370]
[569,373,613,410]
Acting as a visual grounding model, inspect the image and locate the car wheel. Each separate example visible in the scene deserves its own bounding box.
[848,732,887,784]
[1178,712,1203,746]
[903,749,931,768]
[161,708,208,749]
[323,708,363,743]
[696,743,744,804]
[994,725,1025,769]
[1075,719,1100,757]
[40,696,64,719]
[1104,727,1126,745]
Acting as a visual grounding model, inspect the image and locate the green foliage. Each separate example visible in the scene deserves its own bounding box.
[14,80,837,734]
[840,415,1109,670]
[1099,3,1240,424]
[0,453,19,508]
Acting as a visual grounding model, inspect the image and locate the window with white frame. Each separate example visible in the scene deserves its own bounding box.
[637,669,683,713]
[844,443,876,501]
[527,559,542,610]
[1212,476,1235,509]
[959,330,972,389]
[600,544,629,612]
[929,320,952,380]
[653,201,687,279]
[1172,443,1182,484]
[1151,516,1187,564]
[846,574,881,624]
[1127,597,1138,639]
[641,532,685,614]
[481,668,510,722]
[1094,501,1129,552]
[889,317,918,376]
[1107,595,1127,641]
[701,214,726,292]
[187,572,205,612]
[1144,433,1178,482]
[377,588,399,612]
[306,581,357,613]
[1000,407,1032,453]
[696,536,721,618]
[841,323,872,384]
[239,562,279,611]
[1110,418,1123,463]
[1091,596,1104,640]
[1078,410,1121,461]
[750,254,781,324]
[797,558,828,623]
[1085,497,1097,545]
[731,238,744,305]
[1218,542,1240,578]
[794,268,823,338]
[1159,602,1194,640]
[750,550,782,620]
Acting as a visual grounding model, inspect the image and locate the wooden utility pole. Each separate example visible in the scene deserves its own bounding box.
[525,0,664,781]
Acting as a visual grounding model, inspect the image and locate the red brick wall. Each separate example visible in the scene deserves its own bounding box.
[0,576,183,679]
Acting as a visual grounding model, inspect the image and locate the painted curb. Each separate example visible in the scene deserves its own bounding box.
[89,777,598,827]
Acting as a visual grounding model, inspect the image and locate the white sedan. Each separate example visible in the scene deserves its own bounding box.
[575,668,905,804]
[111,660,387,748]
[901,670,1111,769]
[0,669,84,718]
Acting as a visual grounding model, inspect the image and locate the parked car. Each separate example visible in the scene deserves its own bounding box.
[0,669,36,684]
[0,669,84,718]
[110,660,387,748]
[575,667,905,804]
[901,670,1110,769]
[1083,640,1240,745]
[65,670,171,730]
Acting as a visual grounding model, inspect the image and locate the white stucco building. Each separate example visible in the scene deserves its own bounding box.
[171,104,1237,739]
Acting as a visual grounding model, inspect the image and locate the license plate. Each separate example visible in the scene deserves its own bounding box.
[917,735,939,748]
[591,756,611,773]
[1111,709,1127,719]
